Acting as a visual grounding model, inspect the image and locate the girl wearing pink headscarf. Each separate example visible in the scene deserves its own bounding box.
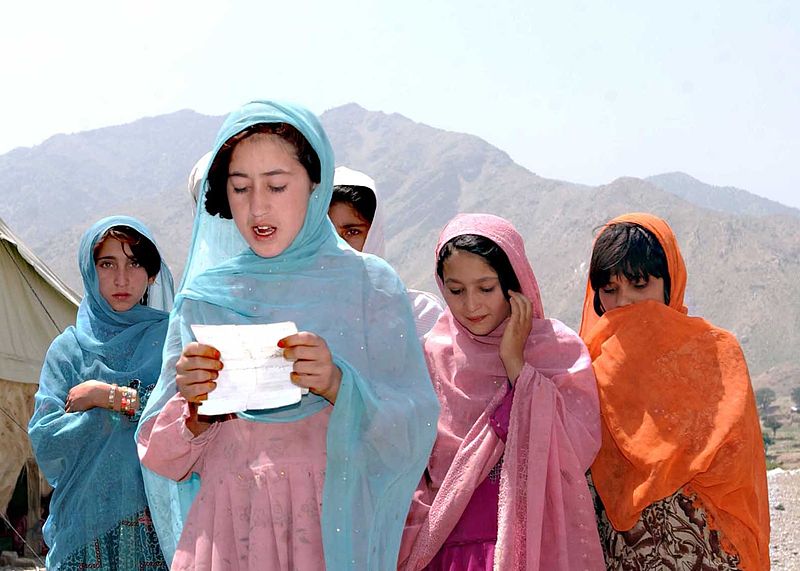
[399,214,605,571]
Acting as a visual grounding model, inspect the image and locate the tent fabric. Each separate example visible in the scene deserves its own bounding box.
[0,218,79,384]
[0,218,80,307]
[0,378,39,513]
[0,217,78,513]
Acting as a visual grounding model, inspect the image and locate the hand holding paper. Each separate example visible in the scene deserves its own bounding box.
[279,331,343,404]
[190,321,305,415]
[175,343,222,406]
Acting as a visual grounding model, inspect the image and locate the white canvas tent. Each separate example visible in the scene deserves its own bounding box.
[0,217,79,518]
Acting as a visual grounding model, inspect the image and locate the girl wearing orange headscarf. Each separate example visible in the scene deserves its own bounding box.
[579,213,770,570]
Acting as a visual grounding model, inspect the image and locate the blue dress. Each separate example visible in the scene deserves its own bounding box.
[29,216,173,570]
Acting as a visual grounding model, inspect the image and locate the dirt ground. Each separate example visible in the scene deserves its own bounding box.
[769,468,800,570]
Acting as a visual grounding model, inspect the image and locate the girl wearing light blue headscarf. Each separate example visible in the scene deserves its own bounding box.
[136,101,439,570]
[28,216,173,570]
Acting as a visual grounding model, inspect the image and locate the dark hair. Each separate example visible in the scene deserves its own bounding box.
[205,123,322,219]
[93,225,161,305]
[589,222,671,315]
[330,185,376,224]
[436,234,520,298]
[93,225,161,278]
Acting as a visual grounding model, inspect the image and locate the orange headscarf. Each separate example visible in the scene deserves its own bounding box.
[579,213,770,571]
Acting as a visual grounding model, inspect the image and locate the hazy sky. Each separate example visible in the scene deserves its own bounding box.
[2,0,798,207]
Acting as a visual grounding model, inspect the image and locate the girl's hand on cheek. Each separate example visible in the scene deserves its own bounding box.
[500,291,533,383]
[279,332,342,404]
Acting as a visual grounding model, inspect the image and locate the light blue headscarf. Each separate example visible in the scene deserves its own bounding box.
[139,100,439,569]
[28,216,173,570]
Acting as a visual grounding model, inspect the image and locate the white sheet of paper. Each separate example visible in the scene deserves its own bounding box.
[190,321,304,415]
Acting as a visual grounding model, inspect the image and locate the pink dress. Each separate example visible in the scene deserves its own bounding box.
[400,214,605,571]
[426,387,513,571]
[138,393,330,571]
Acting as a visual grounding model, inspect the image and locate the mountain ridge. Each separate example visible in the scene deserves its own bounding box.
[1,104,797,381]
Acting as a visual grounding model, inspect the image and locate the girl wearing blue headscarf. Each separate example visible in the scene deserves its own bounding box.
[28,216,173,570]
[136,101,439,570]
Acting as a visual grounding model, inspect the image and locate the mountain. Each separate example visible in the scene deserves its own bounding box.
[0,109,222,245]
[324,106,800,377]
[0,110,224,295]
[647,172,800,219]
[1,104,798,382]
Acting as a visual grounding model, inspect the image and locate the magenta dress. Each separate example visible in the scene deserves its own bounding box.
[138,393,330,571]
[427,386,514,571]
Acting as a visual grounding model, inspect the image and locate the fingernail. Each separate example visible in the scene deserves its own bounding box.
[277,339,286,348]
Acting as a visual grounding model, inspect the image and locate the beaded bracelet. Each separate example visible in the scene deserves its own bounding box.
[108,384,118,410]
[130,382,147,422]
[123,387,140,416]
[128,388,138,415]
[120,387,131,416]
[128,380,141,417]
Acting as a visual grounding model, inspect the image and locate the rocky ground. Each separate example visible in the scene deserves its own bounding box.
[0,551,41,571]
[2,469,798,570]
[769,468,800,570]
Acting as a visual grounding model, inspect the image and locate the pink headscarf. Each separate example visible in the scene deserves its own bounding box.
[399,213,605,570]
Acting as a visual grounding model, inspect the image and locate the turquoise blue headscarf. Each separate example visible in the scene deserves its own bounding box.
[28,216,173,569]
[139,100,439,569]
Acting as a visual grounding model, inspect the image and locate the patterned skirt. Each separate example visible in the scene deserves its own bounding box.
[590,478,740,571]
[56,508,167,570]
